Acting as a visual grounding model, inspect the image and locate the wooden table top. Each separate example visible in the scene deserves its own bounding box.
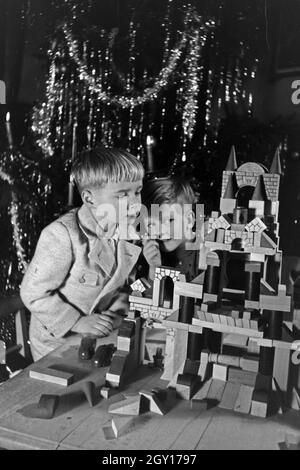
[0,332,299,450]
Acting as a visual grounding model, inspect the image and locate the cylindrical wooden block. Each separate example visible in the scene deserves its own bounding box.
[179,296,195,324]
[233,207,248,224]
[187,333,203,361]
[266,310,283,340]
[245,271,261,301]
[158,277,166,307]
[216,354,241,368]
[259,346,274,375]
[203,265,220,295]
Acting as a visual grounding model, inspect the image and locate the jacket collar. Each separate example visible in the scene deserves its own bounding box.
[77,204,141,279]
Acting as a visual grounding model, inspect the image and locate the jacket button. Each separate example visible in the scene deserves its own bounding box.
[79,275,86,284]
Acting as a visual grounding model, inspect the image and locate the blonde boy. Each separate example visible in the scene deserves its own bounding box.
[21,147,144,360]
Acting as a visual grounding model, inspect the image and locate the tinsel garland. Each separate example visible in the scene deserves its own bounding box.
[0,169,28,274]
[62,24,188,108]
[0,150,51,291]
[31,0,261,169]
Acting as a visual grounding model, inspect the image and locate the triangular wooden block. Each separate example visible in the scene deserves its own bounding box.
[166,310,180,323]
[82,381,97,407]
[291,388,300,411]
[112,415,135,438]
[192,379,212,401]
[167,360,186,388]
[139,391,167,415]
[192,271,205,285]
[108,395,141,416]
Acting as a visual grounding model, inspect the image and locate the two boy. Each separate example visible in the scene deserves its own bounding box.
[21,146,199,360]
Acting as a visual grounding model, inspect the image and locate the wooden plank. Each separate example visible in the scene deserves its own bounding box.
[234,385,254,414]
[219,382,240,410]
[29,368,74,386]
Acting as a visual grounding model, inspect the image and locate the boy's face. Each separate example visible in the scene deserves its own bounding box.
[145,203,193,252]
[84,180,143,237]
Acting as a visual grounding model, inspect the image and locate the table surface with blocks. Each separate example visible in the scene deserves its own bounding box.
[0,333,299,450]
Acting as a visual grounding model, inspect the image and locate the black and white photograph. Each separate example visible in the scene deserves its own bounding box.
[0,0,300,453]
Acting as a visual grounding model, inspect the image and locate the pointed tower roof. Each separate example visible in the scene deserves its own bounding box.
[225,146,238,171]
[223,173,238,199]
[252,175,268,201]
[270,147,282,175]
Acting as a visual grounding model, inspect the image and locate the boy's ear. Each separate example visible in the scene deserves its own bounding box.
[81,189,94,207]
[186,209,196,230]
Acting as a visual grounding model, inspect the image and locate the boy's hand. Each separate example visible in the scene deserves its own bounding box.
[71,314,114,337]
[142,239,162,280]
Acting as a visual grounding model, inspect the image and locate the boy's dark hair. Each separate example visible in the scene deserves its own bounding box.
[142,177,197,209]
[71,146,144,192]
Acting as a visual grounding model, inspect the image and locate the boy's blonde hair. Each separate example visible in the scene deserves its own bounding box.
[142,177,197,208]
[71,146,144,192]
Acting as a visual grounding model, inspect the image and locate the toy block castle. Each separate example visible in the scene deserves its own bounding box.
[106,147,300,418]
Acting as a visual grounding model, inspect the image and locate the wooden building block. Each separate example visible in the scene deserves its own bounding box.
[234,385,254,414]
[183,359,200,376]
[273,347,291,393]
[112,416,135,438]
[213,364,228,381]
[29,367,74,386]
[212,314,221,324]
[139,391,167,415]
[245,262,261,273]
[250,400,268,418]
[109,396,142,416]
[240,356,260,373]
[206,379,226,403]
[235,318,243,328]
[204,312,213,322]
[129,296,153,306]
[192,379,212,401]
[223,334,249,348]
[176,383,195,401]
[118,320,136,338]
[102,423,115,440]
[152,279,160,307]
[244,300,260,310]
[227,368,257,387]
[216,229,225,243]
[219,382,241,410]
[242,319,251,329]
[243,311,252,321]
[259,295,291,312]
[203,293,219,303]
[250,320,259,330]
[174,281,203,300]
[117,336,134,352]
[216,354,241,368]
[0,341,5,365]
[100,386,114,400]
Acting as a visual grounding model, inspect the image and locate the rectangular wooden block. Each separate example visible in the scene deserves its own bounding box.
[174,281,203,300]
[212,314,221,324]
[227,368,257,387]
[117,336,134,352]
[213,364,228,381]
[206,379,226,402]
[273,347,291,393]
[29,367,74,386]
[240,356,260,373]
[234,385,254,414]
[219,382,241,410]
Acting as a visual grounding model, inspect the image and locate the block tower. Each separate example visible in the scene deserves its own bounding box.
[162,147,300,417]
